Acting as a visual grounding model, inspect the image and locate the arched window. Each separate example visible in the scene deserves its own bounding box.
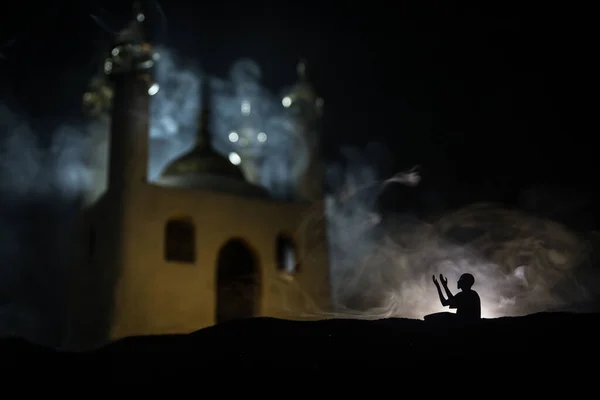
[164,217,196,263]
[275,233,298,274]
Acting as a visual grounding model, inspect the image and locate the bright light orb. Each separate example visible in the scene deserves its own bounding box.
[148,83,160,96]
[282,96,292,108]
[257,132,267,142]
[228,131,239,142]
[104,60,113,74]
[228,152,241,165]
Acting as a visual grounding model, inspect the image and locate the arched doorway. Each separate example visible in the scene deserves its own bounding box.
[216,239,260,324]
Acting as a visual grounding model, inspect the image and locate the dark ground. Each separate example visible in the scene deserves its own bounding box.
[1,312,598,377]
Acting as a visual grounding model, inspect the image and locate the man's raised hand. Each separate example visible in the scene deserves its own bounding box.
[440,274,448,286]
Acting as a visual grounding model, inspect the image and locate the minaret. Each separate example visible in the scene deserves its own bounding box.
[282,59,325,201]
[105,1,155,190]
[66,2,158,350]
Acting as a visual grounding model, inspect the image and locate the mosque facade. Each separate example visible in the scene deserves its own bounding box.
[67,4,330,349]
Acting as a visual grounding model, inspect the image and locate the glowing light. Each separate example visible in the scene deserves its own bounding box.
[228,131,239,142]
[228,152,241,165]
[148,83,160,96]
[136,13,145,22]
[140,60,154,69]
[282,96,292,107]
[103,60,112,74]
[257,132,267,142]
[283,246,297,273]
[241,101,251,115]
[111,48,119,56]
[480,305,497,319]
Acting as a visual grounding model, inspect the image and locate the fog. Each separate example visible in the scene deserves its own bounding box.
[1,46,599,345]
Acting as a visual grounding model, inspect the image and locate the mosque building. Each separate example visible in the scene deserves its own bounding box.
[68,3,330,349]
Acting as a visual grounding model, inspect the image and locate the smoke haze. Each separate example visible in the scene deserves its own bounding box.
[1,47,599,346]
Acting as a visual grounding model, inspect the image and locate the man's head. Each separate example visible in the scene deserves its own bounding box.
[457,273,475,290]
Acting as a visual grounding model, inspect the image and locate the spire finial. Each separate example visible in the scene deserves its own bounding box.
[196,78,212,148]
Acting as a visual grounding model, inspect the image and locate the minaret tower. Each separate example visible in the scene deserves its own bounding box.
[66,2,158,349]
[105,1,155,191]
[281,59,325,202]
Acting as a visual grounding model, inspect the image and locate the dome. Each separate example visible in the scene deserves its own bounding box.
[157,172,269,198]
[161,141,245,181]
[161,97,245,181]
[157,103,269,199]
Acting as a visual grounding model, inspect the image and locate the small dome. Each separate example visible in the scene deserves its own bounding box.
[161,143,245,181]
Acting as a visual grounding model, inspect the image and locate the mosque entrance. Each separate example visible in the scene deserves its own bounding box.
[216,239,260,324]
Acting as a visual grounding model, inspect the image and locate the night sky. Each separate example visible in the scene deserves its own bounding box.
[0,1,596,223]
[1,0,599,347]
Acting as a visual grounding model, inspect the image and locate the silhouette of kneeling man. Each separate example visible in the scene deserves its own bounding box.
[426,273,481,322]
